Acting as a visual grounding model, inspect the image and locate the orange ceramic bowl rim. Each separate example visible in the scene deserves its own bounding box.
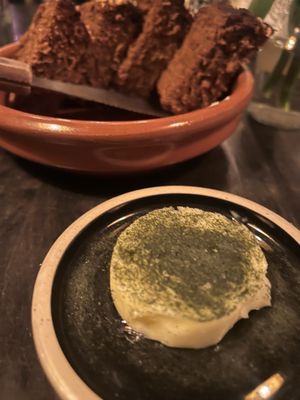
[0,43,254,140]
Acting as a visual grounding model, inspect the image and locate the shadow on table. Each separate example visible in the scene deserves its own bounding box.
[245,115,300,176]
[12,145,230,197]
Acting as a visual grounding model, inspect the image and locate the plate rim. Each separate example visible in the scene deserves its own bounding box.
[31,186,300,400]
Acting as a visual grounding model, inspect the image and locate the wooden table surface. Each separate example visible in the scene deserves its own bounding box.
[0,2,299,400]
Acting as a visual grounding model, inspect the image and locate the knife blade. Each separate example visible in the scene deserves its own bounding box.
[0,56,168,117]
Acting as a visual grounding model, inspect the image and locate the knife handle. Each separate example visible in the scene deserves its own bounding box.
[0,57,32,95]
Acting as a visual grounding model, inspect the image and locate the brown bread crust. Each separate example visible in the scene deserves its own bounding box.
[15,0,93,85]
[157,4,272,114]
[116,0,192,98]
[80,0,143,88]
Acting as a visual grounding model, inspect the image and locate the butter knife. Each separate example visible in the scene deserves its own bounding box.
[0,56,167,117]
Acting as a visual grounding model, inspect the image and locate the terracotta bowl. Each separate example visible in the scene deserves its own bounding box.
[0,43,254,174]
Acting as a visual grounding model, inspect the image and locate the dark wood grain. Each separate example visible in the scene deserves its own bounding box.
[0,2,299,399]
[0,119,299,400]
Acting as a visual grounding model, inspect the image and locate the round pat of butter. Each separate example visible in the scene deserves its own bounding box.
[110,207,271,349]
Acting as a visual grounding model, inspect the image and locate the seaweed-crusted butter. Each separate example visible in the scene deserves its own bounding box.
[110,207,271,348]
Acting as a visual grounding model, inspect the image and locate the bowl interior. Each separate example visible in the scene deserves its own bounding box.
[52,193,300,400]
[4,87,157,121]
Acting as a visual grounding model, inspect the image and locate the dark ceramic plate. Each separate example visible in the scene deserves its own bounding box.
[32,187,300,400]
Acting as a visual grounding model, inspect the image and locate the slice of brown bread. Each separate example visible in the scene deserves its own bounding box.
[136,0,153,14]
[116,0,192,98]
[79,0,143,88]
[157,4,272,114]
[14,0,94,85]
